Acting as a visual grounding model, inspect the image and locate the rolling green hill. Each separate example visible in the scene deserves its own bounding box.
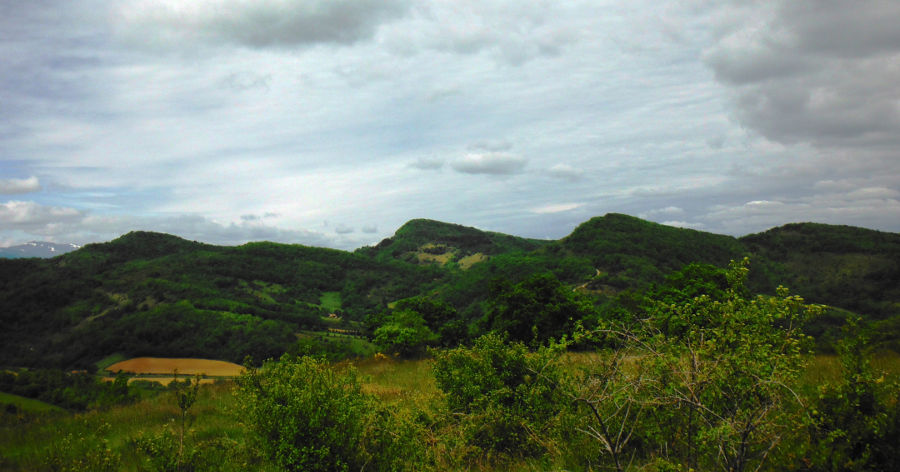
[741,222,900,320]
[2,215,898,368]
[0,232,445,368]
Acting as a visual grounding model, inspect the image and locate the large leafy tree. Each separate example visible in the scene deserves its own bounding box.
[586,259,821,472]
[638,258,820,472]
[373,309,438,357]
[484,272,594,345]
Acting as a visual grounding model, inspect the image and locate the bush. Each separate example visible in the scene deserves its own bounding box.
[432,333,567,458]
[236,354,422,471]
[807,321,900,471]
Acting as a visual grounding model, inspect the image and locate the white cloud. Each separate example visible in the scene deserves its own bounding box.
[0,201,83,229]
[0,176,41,194]
[530,203,581,214]
[639,206,685,219]
[451,152,527,175]
[661,220,705,230]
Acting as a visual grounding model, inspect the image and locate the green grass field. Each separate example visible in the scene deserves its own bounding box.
[319,291,342,311]
[0,392,66,414]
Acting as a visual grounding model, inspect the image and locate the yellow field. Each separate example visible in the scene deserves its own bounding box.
[105,357,244,376]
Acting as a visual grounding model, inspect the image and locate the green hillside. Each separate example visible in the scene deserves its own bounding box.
[741,222,900,326]
[2,215,898,369]
[0,232,444,368]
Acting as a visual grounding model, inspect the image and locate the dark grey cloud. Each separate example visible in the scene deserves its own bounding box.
[0,176,41,194]
[706,1,900,149]
[120,0,410,49]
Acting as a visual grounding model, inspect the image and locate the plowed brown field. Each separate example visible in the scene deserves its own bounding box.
[105,357,244,376]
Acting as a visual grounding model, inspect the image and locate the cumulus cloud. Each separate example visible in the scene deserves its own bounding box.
[0,176,41,194]
[361,225,378,234]
[117,0,410,49]
[0,200,84,231]
[451,152,527,175]
[705,1,900,149]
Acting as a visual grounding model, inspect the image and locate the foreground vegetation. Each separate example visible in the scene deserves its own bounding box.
[2,352,897,471]
[3,260,898,471]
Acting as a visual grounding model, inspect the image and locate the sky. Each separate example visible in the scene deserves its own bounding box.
[1,0,899,250]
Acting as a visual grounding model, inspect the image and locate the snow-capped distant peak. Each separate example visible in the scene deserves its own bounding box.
[0,241,81,259]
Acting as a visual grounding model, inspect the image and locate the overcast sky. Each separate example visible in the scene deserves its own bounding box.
[2,0,899,249]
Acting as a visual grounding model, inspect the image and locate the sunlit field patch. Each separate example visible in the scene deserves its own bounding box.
[105,357,244,377]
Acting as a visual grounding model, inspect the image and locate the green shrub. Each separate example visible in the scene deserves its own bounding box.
[432,333,567,458]
[807,321,900,471]
[236,354,422,471]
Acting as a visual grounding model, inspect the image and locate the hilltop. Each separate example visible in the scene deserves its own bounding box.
[358,218,549,268]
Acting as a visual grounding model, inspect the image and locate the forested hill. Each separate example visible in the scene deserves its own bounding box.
[1,215,898,368]
[741,222,900,320]
[0,231,445,368]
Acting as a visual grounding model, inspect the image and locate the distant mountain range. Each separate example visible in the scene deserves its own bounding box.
[1,214,898,368]
[0,241,81,259]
